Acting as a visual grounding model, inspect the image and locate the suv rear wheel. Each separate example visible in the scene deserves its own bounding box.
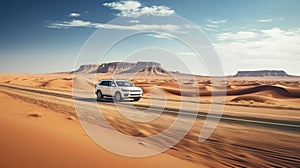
[96,90,103,100]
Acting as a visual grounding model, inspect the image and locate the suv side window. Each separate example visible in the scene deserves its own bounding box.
[99,81,109,86]
[107,81,116,87]
[110,81,116,87]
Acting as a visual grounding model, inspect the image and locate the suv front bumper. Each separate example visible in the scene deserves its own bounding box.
[122,92,143,98]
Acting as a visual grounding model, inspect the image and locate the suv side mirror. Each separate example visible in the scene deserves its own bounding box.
[111,83,116,87]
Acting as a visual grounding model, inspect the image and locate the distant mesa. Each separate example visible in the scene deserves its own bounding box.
[234,70,291,77]
[73,64,99,74]
[74,61,170,76]
[73,63,294,77]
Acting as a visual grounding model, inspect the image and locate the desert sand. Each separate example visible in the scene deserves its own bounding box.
[0,72,299,167]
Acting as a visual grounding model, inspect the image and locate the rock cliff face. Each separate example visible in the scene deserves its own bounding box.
[234,70,289,77]
[73,64,99,74]
[74,61,169,75]
[119,62,163,74]
[94,62,136,73]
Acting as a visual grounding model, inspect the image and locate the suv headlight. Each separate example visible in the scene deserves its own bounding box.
[122,89,130,92]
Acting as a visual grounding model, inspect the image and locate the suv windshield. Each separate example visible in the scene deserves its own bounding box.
[116,81,133,87]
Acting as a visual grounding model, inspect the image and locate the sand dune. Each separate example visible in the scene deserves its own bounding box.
[227,85,300,98]
[40,78,73,89]
[0,73,300,167]
[0,74,74,89]
[150,82,300,102]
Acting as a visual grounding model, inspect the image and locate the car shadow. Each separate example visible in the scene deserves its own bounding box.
[73,96,133,103]
[73,97,98,103]
[97,98,133,103]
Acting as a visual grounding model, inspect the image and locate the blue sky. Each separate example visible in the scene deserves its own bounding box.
[0,0,300,75]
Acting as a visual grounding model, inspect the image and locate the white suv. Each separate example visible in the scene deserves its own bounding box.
[95,80,143,101]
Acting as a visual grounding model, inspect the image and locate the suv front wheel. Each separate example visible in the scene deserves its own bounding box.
[114,92,122,102]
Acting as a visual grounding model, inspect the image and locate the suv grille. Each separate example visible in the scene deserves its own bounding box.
[130,90,141,92]
[130,94,141,96]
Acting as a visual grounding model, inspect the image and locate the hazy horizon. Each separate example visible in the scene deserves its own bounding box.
[1,61,299,76]
[4,61,292,77]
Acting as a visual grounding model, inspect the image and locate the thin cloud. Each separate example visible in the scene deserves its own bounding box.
[206,24,218,28]
[103,0,175,17]
[47,19,179,31]
[97,23,179,31]
[147,32,176,39]
[256,19,274,23]
[216,31,258,41]
[47,20,91,28]
[128,20,140,23]
[103,1,141,12]
[207,19,227,24]
[69,12,80,17]
[202,19,226,32]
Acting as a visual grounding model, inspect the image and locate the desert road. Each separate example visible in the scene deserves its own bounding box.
[0,83,299,131]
